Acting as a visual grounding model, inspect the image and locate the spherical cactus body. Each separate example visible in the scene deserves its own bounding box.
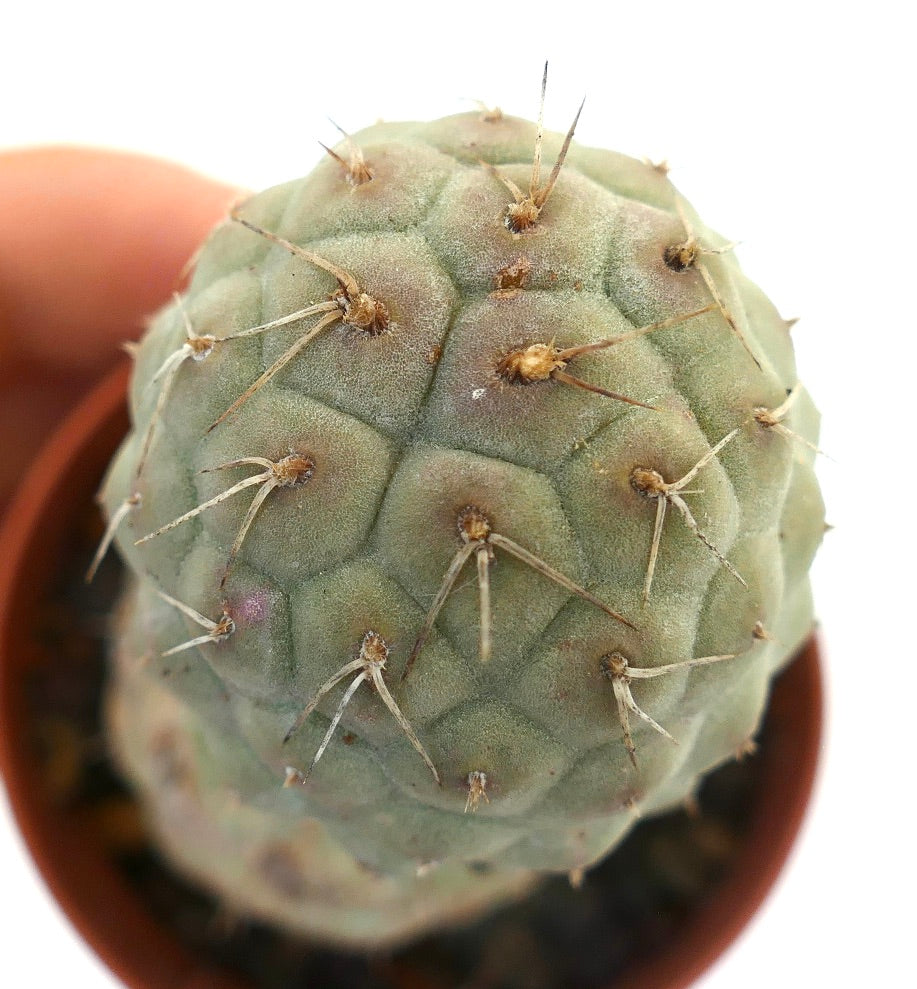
[99,81,824,949]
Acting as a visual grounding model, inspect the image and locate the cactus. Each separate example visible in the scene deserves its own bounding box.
[97,69,824,950]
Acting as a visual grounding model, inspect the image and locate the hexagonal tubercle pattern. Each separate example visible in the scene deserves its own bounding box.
[101,105,824,948]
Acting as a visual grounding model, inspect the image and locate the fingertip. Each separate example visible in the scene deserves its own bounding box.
[0,146,242,370]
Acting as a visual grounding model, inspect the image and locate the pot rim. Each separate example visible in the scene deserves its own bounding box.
[0,366,823,989]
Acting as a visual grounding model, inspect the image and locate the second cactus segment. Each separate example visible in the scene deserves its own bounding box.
[99,83,824,948]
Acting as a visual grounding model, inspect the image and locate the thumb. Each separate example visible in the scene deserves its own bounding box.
[0,147,240,509]
[0,146,240,371]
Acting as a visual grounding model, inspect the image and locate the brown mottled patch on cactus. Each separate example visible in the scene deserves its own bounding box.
[491,255,532,298]
[99,66,824,949]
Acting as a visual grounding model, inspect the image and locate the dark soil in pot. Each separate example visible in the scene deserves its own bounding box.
[0,368,823,989]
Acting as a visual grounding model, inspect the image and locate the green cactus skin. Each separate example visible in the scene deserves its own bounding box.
[99,92,824,949]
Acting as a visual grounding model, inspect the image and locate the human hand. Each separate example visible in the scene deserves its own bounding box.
[0,147,238,510]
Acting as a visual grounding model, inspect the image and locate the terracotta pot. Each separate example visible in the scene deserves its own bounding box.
[0,366,823,989]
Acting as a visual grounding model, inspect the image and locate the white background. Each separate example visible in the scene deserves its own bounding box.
[1,1,913,986]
